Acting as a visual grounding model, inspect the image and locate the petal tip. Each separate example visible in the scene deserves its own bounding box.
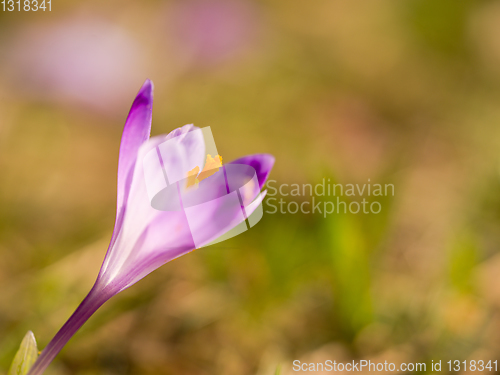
[229,153,275,189]
[134,79,154,109]
[142,78,154,91]
[261,153,275,167]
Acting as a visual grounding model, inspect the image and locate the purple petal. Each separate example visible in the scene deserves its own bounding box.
[116,79,153,214]
[98,80,153,285]
[229,153,275,189]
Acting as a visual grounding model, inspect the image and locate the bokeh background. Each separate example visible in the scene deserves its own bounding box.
[2,0,500,374]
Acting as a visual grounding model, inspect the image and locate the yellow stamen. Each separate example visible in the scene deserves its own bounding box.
[186,154,223,188]
[186,166,200,188]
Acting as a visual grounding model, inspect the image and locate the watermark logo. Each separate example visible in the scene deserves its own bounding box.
[142,126,264,248]
[265,179,394,217]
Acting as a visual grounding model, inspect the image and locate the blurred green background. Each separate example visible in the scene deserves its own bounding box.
[2,0,500,374]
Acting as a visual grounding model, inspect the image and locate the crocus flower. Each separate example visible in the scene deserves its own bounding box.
[167,0,259,66]
[5,16,146,114]
[27,79,274,375]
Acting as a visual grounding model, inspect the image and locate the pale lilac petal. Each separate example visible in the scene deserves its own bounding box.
[98,125,205,284]
[158,125,206,185]
[165,123,196,141]
[111,215,195,290]
[101,162,267,289]
[185,189,267,247]
[143,126,208,211]
[111,190,267,291]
